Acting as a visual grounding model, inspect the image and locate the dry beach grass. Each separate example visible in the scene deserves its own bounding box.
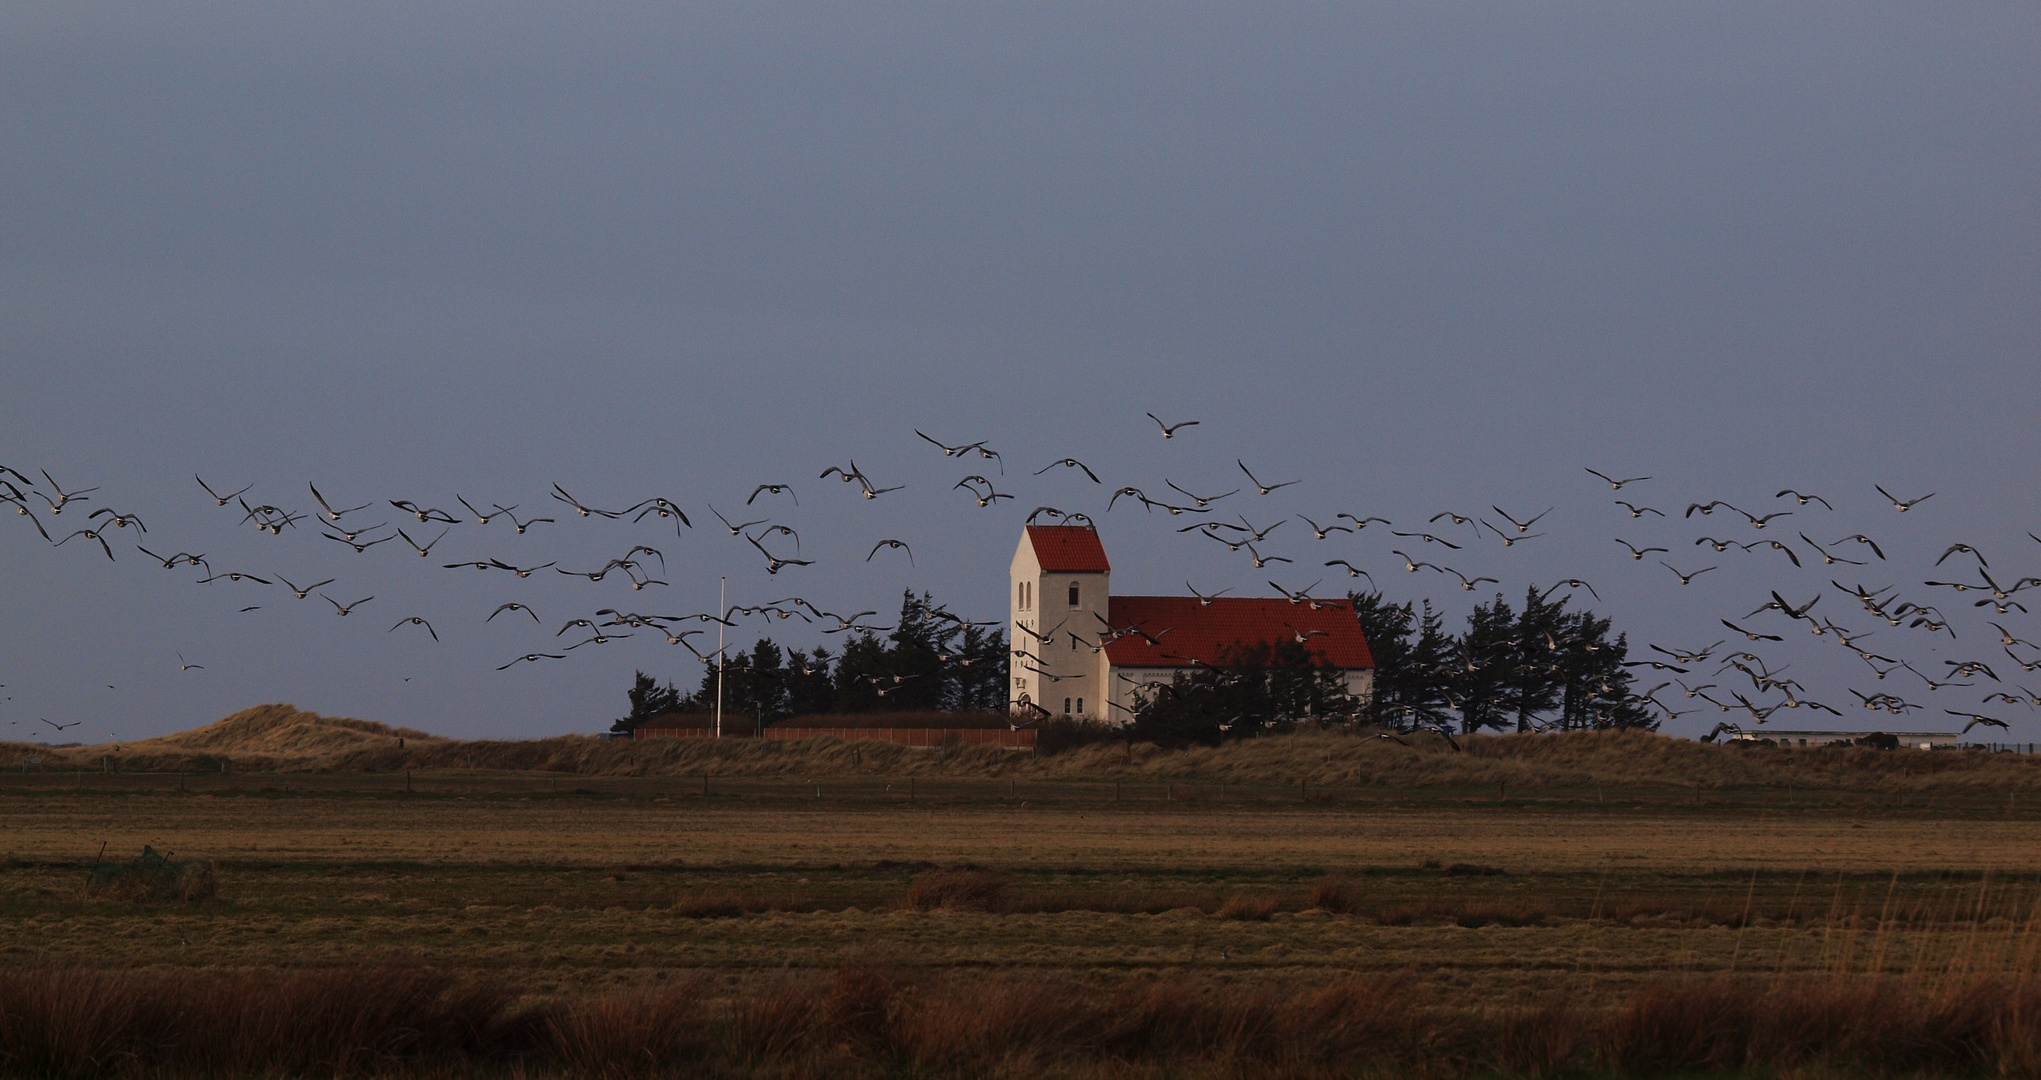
[5,705,2041,1076]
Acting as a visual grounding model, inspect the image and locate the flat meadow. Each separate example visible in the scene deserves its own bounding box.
[5,708,2041,1077]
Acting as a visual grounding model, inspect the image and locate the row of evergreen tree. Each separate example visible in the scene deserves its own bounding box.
[1353,587,1656,733]
[611,586,1657,738]
[611,592,1008,735]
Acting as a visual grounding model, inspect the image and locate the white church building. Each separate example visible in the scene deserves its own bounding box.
[1009,525,1376,723]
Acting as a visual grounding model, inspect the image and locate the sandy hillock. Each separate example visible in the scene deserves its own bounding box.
[1,705,2037,796]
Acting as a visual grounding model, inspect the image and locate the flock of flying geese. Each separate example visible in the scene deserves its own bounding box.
[1,414,2035,741]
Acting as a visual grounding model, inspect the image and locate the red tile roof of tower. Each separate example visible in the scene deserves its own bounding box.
[1024,525,1111,572]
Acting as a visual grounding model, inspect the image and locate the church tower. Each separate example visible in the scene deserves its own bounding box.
[1009,526,1110,719]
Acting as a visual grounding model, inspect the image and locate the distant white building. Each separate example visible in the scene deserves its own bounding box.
[1008,525,1375,724]
[1730,729,1963,750]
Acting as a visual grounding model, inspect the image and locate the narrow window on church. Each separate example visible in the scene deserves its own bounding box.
[1063,698,1072,714]
[1077,697,1085,714]
[1067,582,1079,608]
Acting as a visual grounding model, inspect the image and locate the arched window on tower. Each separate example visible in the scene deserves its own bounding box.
[1063,697,1072,715]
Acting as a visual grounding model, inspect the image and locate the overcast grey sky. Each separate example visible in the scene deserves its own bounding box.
[3,2,2036,742]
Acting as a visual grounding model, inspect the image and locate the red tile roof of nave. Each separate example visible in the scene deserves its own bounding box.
[1101,596,1374,670]
[1024,526,1111,572]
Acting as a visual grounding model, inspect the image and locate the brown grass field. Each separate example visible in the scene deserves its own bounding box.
[5,705,2041,1077]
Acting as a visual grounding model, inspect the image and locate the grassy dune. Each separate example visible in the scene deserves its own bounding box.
[6,703,2039,797]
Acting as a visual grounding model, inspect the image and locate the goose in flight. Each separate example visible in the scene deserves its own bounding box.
[1324,560,1374,584]
[1165,480,1236,507]
[455,496,510,524]
[1392,550,1438,574]
[1720,619,1783,643]
[87,507,145,532]
[137,546,208,571]
[1538,579,1600,602]
[747,483,797,506]
[747,533,811,574]
[1238,460,1298,495]
[274,574,333,599]
[709,505,767,536]
[390,500,463,524]
[1391,530,1462,550]
[1659,562,1715,586]
[1935,543,1987,568]
[1186,582,1232,605]
[56,528,115,560]
[1990,623,2038,649]
[1775,489,1832,509]
[487,602,541,624]
[7,500,50,541]
[1299,516,1352,540]
[1443,567,1499,591]
[1828,534,1885,559]
[1585,468,1650,490]
[1614,539,1667,560]
[488,559,556,578]
[1798,533,1864,566]
[867,538,914,565]
[954,477,1013,507]
[1429,511,1476,527]
[819,610,885,634]
[197,569,270,585]
[1614,501,1663,518]
[1243,544,1290,568]
[389,617,439,642]
[323,594,373,616]
[630,498,692,532]
[550,484,621,519]
[1337,513,1392,530]
[1481,520,1543,547]
[195,475,250,507]
[1745,539,1801,567]
[497,508,552,534]
[1695,536,1736,553]
[1875,485,1934,512]
[1490,506,1550,532]
[1734,508,1792,529]
[176,652,203,672]
[1684,500,1739,519]
[497,653,565,670]
[915,431,986,457]
[1146,413,1199,438]
[313,484,372,521]
[1105,487,1148,512]
[856,475,905,499]
[1266,579,1324,605]
[1035,458,1101,483]
[1945,710,2008,734]
[397,528,449,558]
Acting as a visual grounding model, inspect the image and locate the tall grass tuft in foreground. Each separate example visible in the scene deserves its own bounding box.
[6,965,2041,1077]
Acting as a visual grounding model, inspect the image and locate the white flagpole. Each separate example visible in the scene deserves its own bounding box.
[715,576,726,739]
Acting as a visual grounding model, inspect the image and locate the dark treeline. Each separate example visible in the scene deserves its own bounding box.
[1131,588,1655,746]
[1355,587,1656,734]
[611,591,1008,735]
[613,586,1654,740]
